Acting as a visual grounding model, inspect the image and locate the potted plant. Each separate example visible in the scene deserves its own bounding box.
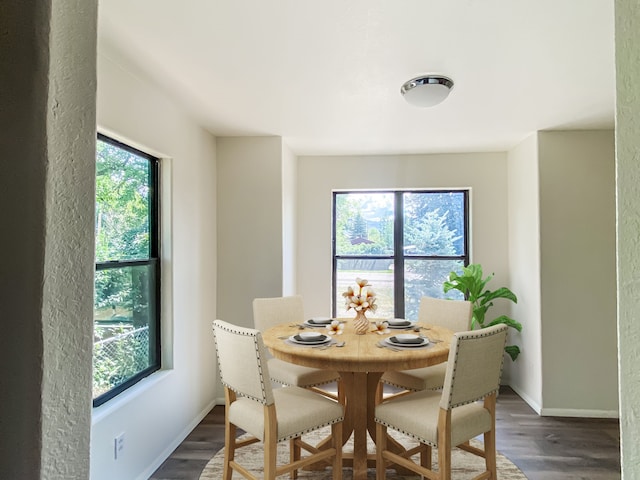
[443,263,522,360]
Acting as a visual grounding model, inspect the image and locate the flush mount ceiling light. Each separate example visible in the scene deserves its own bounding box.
[400,75,454,107]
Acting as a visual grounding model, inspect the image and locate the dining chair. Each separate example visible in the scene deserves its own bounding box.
[253,295,344,403]
[212,319,344,480]
[379,296,473,400]
[374,324,508,480]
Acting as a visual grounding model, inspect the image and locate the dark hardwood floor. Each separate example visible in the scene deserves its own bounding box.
[149,386,621,480]
[493,388,620,480]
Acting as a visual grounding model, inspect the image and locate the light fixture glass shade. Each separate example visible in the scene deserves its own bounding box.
[401,75,454,107]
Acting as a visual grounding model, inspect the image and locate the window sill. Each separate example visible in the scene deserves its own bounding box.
[91,369,172,424]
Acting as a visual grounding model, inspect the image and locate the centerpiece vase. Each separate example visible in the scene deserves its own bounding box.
[353,310,369,335]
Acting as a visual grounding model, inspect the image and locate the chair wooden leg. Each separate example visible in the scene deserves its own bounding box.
[264,436,277,480]
[484,429,497,480]
[290,437,299,479]
[223,422,235,480]
[223,388,236,480]
[437,408,452,480]
[376,423,387,480]
[264,404,278,479]
[484,394,497,479]
[421,444,432,470]
[331,422,343,480]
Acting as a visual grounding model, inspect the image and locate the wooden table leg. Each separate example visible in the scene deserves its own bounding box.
[340,371,383,480]
[366,372,383,442]
[311,371,406,479]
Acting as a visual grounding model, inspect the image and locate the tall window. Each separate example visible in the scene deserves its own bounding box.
[93,134,161,407]
[332,190,468,320]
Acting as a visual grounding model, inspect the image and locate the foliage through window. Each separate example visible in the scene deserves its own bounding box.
[333,191,468,320]
[93,134,160,406]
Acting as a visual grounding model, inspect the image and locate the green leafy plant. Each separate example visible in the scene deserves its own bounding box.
[443,263,522,361]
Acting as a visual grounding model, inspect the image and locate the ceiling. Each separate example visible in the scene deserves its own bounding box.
[98,0,615,156]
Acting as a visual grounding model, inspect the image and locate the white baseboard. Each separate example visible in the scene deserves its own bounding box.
[507,383,619,419]
[507,383,542,414]
[540,407,619,419]
[136,398,218,480]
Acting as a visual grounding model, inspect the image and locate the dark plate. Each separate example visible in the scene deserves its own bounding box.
[388,335,428,346]
[387,320,412,328]
[307,318,333,325]
[291,334,330,344]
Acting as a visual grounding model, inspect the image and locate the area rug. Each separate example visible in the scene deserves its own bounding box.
[200,427,527,479]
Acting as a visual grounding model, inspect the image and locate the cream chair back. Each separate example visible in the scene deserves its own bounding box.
[418,296,473,332]
[253,295,304,331]
[440,324,508,410]
[212,320,274,405]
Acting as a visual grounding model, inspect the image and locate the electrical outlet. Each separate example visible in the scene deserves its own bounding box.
[114,432,125,460]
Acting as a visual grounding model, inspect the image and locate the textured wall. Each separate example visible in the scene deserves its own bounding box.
[42,1,97,478]
[615,0,640,475]
[0,1,50,477]
[0,1,97,478]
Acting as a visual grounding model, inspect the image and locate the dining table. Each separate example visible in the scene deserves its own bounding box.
[262,318,453,480]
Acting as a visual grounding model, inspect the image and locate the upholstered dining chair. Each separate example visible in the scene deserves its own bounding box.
[212,320,344,480]
[374,324,508,480]
[253,295,344,403]
[379,296,473,400]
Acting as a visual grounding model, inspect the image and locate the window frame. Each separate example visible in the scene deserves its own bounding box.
[93,133,161,407]
[331,189,469,318]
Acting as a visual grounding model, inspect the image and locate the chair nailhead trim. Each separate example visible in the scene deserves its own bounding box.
[212,320,272,405]
[446,325,507,409]
[381,379,423,391]
[277,416,345,442]
[269,376,338,388]
[374,418,436,448]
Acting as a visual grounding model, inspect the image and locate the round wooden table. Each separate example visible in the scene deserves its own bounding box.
[263,320,453,480]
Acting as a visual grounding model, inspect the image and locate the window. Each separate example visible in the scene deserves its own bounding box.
[332,190,468,320]
[93,134,160,406]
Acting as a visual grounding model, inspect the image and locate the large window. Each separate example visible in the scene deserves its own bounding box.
[332,190,468,320]
[93,134,160,406]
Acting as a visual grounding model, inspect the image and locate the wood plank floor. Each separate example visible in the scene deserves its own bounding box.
[149,386,621,480]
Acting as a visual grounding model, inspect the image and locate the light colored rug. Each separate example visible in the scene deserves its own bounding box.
[200,427,527,479]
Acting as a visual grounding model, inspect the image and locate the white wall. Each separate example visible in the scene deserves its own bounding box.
[296,153,512,325]
[506,130,617,417]
[615,0,640,474]
[91,46,218,480]
[282,143,298,295]
[506,134,543,410]
[216,136,284,330]
[538,131,617,417]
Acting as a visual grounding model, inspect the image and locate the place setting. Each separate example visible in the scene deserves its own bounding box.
[377,332,437,352]
[387,332,430,347]
[385,318,417,330]
[282,331,344,349]
[302,316,349,330]
[385,318,431,331]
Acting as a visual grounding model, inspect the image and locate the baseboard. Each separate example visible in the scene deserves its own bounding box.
[507,384,619,418]
[540,407,619,419]
[507,383,542,414]
[136,398,218,480]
